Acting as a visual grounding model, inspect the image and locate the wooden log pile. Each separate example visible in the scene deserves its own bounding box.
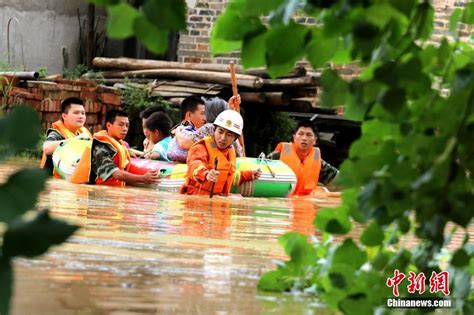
[88,57,335,114]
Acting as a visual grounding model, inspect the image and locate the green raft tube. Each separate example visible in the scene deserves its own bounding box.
[53,139,297,197]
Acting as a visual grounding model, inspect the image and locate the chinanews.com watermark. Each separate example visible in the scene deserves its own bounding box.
[387,298,451,308]
[385,269,453,309]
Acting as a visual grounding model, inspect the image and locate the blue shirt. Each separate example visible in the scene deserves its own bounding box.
[153,136,172,162]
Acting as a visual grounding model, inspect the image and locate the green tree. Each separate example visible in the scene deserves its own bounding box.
[0,106,79,315]
[91,0,473,313]
[88,0,187,54]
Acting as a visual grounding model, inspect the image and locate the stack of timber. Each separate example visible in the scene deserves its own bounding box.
[87,57,336,114]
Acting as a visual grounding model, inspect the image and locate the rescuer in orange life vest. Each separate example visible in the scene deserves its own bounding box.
[72,109,161,187]
[181,110,261,196]
[40,97,92,176]
[268,120,339,196]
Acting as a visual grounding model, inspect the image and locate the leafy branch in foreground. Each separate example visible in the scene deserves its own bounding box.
[87,0,186,54]
[83,0,473,313]
[218,1,474,314]
[0,106,79,315]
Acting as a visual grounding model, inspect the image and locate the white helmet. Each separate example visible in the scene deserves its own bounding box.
[214,109,243,136]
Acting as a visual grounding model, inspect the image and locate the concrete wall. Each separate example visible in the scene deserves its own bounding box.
[0,0,89,73]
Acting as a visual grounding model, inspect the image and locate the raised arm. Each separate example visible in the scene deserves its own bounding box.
[175,126,196,149]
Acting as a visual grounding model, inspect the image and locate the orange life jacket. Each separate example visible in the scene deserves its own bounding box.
[40,120,91,178]
[279,142,321,196]
[70,130,130,187]
[181,136,236,196]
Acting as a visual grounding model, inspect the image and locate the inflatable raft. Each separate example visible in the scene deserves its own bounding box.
[53,139,296,197]
[52,138,92,180]
[130,157,297,197]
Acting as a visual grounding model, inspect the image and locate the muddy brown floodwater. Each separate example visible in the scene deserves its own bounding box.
[1,159,469,314]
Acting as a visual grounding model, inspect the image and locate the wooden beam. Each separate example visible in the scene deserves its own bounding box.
[85,69,264,89]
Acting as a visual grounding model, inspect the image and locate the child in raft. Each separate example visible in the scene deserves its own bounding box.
[142,111,173,161]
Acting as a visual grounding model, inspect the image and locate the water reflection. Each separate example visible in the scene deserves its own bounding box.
[3,160,333,314]
[1,159,469,315]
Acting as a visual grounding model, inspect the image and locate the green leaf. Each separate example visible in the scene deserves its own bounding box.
[351,21,380,61]
[320,69,349,107]
[278,232,317,269]
[453,66,473,92]
[342,188,364,223]
[134,16,169,54]
[449,8,463,38]
[2,210,79,258]
[306,28,339,68]
[331,42,352,64]
[388,0,417,18]
[344,80,382,121]
[328,271,347,289]
[0,259,13,315]
[324,263,358,296]
[0,169,48,223]
[143,0,186,32]
[366,3,408,29]
[265,23,309,78]
[106,3,140,39]
[257,269,291,292]
[453,49,471,70]
[211,11,264,54]
[378,87,406,115]
[398,216,410,234]
[230,0,286,16]
[372,252,390,271]
[374,61,398,85]
[241,31,268,69]
[414,2,434,40]
[461,2,474,24]
[360,222,384,247]
[333,239,367,269]
[451,248,470,267]
[386,249,411,271]
[314,206,352,234]
[420,40,453,76]
[0,106,41,156]
[396,57,432,95]
[340,293,373,315]
[87,0,119,5]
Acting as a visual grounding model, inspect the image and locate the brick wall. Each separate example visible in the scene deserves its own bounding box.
[0,78,122,132]
[178,0,472,71]
[178,0,239,65]
[432,0,471,41]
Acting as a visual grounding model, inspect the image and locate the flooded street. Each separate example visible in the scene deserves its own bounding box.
[2,160,340,314]
[1,160,469,314]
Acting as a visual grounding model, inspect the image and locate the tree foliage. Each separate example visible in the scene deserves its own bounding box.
[91,0,474,313]
[0,106,79,315]
[218,1,472,313]
[88,0,187,54]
